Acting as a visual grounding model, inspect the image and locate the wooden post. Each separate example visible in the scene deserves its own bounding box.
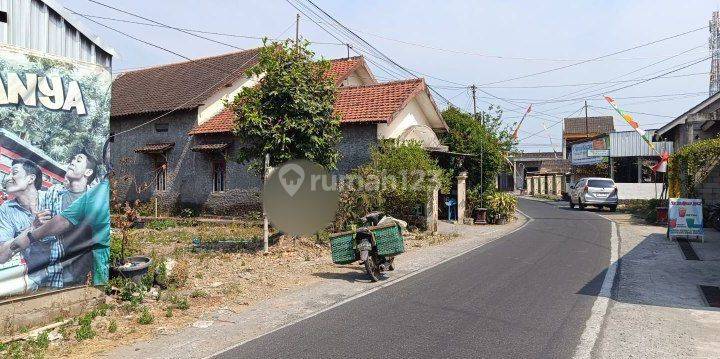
[263,154,270,254]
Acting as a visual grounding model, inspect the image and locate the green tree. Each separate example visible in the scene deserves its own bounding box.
[230,40,341,171]
[441,106,514,193]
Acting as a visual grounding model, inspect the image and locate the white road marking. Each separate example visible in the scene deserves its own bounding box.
[205,210,534,359]
[573,220,619,359]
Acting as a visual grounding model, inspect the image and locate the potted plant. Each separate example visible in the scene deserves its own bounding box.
[109,158,155,283]
[110,201,152,283]
[473,207,488,225]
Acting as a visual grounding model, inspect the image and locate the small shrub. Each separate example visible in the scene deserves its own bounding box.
[168,295,189,310]
[190,290,208,298]
[75,313,96,341]
[146,219,178,231]
[137,307,154,325]
[165,307,173,318]
[110,278,146,305]
[108,320,117,333]
[33,331,49,350]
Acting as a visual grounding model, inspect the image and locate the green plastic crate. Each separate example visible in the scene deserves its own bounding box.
[330,232,357,264]
[373,224,405,257]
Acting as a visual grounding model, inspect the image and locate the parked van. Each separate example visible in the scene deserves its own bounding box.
[568,177,618,211]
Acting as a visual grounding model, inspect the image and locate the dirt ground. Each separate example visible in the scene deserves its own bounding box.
[1,220,455,358]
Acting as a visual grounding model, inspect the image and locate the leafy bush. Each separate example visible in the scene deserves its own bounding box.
[623,199,666,223]
[334,140,448,230]
[669,137,720,197]
[484,191,517,223]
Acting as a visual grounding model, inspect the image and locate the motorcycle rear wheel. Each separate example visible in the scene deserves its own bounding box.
[364,256,381,282]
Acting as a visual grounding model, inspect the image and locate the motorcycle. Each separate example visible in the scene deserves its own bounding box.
[330,211,405,282]
[356,212,396,281]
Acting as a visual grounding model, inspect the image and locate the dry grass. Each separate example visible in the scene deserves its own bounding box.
[6,224,456,358]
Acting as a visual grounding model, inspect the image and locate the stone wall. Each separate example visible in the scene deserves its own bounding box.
[335,123,378,175]
[698,164,720,205]
[110,111,261,216]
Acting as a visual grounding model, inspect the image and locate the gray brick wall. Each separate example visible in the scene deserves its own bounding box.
[110,114,378,215]
[110,111,261,215]
[336,123,378,175]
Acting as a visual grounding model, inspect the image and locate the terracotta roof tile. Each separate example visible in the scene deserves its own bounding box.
[333,79,425,123]
[189,79,428,135]
[188,109,236,135]
[111,48,260,118]
[328,56,363,85]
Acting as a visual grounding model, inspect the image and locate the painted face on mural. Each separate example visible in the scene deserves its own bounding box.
[4,163,37,194]
[65,153,94,182]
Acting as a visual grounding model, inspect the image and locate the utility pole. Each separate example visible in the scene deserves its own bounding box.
[471,84,484,207]
[295,13,300,52]
[346,43,352,59]
[584,100,589,138]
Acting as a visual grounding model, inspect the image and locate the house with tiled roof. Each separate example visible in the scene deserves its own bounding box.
[110,49,447,215]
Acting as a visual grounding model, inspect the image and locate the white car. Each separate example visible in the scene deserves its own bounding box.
[568,177,618,211]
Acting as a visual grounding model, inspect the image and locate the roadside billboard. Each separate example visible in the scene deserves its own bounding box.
[0,44,110,299]
[571,137,609,165]
[668,198,704,239]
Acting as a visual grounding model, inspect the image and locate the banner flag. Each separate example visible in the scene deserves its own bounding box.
[604,95,657,152]
[512,104,532,140]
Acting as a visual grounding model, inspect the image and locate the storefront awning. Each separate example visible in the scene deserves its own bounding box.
[134,142,175,154]
[191,143,228,153]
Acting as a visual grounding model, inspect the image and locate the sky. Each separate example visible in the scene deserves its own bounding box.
[63,0,720,152]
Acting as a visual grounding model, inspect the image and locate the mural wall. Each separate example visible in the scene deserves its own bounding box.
[0,44,111,299]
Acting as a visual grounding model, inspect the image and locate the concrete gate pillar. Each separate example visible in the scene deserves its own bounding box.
[457,171,468,224]
[426,183,439,233]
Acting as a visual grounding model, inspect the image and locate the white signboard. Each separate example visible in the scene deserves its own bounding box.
[588,149,610,157]
[668,198,704,240]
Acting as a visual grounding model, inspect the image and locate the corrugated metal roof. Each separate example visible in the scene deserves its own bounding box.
[609,130,673,157]
[0,0,114,67]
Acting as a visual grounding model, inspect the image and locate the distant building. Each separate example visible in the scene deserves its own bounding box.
[562,116,614,158]
[505,152,570,192]
[568,130,673,199]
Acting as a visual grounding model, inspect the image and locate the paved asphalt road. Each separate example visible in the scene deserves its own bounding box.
[215,199,612,359]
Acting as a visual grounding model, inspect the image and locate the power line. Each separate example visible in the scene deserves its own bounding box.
[74,10,293,137]
[478,25,709,86]
[88,0,245,50]
[288,0,462,106]
[540,44,706,104]
[349,26,709,63]
[70,11,345,46]
[476,72,707,89]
